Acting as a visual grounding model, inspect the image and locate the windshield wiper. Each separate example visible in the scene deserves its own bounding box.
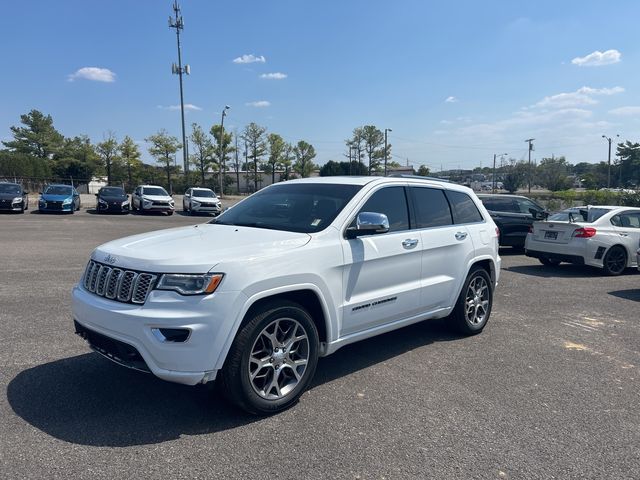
[213,220,281,231]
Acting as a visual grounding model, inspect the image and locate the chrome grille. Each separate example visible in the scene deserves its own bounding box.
[83,260,157,304]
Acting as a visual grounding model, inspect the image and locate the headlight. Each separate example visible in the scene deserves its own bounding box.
[98,198,107,204]
[192,200,200,206]
[156,273,224,295]
[12,197,22,204]
[63,198,72,205]
[121,200,129,207]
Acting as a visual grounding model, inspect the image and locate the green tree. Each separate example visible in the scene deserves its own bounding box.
[119,136,142,189]
[537,156,571,191]
[319,160,343,176]
[616,141,640,187]
[417,165,430,176]
[0,150,52,178]
[280,143,294,181]
[362,125,385,175]
[190,123,214,185]
[2,109,63,159]
[146,129,182,193]
[503,160,527,193]
[241,123,267,191]
[52,135,100,180]
[265,133,286,184]
[293,140,316,178]
[96,132,120,185]
[211,124,235,192]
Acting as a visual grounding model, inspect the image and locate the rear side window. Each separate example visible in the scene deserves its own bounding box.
[481,197,517,213]
[446,191,484,224]
[357,186,410,232]
[410,187,453,228]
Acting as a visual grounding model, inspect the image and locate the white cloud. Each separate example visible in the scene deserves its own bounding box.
[233,54,266,64]
[157,104,202,111]
[67,67,116,82]
[245,100,271,108]
[440,120,453,125]
[260,72,287,80]
[608,106,640,116]
[533,86,624,109]
[445,96,458,103]
[571,49,621,67]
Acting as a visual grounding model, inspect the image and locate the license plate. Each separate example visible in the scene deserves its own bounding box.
[544,231,558,240]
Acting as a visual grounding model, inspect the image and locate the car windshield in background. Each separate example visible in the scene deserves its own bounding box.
[213,183,362,233]
[192,189,215,198]
[45,186,72,195]
[548,207,612,223]
[143,187,168,196]
[100,187,125,196]
[0,184,21,194]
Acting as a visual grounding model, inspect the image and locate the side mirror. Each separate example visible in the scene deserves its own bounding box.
[346,212,390,238]
[95,193,99,197]
[39,192,43,195]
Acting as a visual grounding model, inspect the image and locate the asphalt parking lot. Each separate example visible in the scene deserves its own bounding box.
[1,210,639,479]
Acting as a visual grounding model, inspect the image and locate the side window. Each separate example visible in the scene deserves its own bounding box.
[619,213,640,228]
[411,187,453,228]
[515,198,539,214]
[445,190,484,224]
[357,186,410,232]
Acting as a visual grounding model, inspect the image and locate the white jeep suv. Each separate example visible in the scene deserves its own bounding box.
[73,176,500,414]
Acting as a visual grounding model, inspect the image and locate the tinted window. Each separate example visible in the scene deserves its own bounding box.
[215,183,362,233]
[192,189,216,198]
[0,184,21,194]
[618,212,640,228]
[142,187,169,196]
[100,187,125,196]
[356,186,409,232]
[411,187,453,228]
[480,196,517,213]
[45,185,72,195]
[514,197,542,214]
[446,191,483,224]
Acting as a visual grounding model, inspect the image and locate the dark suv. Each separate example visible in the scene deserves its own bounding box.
[477,194,546,249]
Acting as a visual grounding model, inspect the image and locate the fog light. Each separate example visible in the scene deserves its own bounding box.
[151,328,191,343]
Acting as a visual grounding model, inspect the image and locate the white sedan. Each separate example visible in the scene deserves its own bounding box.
[525,205,640,275]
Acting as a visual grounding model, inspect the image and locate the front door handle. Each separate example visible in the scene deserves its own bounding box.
[402,238,419,249]
[455,231,468,241]
[619,233,628,237]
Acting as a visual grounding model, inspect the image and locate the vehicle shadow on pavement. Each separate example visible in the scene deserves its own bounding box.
[7,318,462,447]
[505,264,602,278]
[608,289,640,302]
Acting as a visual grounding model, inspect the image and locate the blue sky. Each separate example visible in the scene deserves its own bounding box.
[2,0,640,171]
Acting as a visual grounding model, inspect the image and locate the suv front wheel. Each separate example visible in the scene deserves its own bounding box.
[451,267,493,335]
[219,300,319,415]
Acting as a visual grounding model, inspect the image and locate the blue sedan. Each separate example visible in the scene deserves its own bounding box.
[39,184,81,213]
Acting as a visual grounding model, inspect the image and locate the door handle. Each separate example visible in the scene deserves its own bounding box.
[455,231,468,240]
[619,233,628,237]
[402,238,419,248]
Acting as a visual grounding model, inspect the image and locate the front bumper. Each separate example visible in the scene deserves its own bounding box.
[72,284,246,385]
[39,201,73,212]
[141,203,174,212]
[191,203,222,214]
[98,202,129,213]
[0,200,24,211]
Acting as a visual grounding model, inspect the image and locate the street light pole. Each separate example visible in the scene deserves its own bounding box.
[525,139,535,193]
[384,128,392,176]
[219,106,230,197]
[169,1,190,177]
[602,134,619,188]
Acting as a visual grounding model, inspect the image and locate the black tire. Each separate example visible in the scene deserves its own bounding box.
[219,300,319,415]
[602,246,627,276]
[539,257,561,266]
[450,267,493,335]
[167,211,174,216]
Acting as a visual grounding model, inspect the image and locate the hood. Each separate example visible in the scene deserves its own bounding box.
[92,224,311,273]
[0,192,23,200]
[100,194,128,202]
[41,193,72,201]
[192,195,220,203]
[141,194,173,202]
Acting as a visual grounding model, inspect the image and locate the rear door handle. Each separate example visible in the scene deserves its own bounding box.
[402,238,419,249]
[455,231,468,241]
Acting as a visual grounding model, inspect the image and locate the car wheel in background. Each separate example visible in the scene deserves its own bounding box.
[602,246,627,276]
[451,266,493,335]
[219,300,319,415]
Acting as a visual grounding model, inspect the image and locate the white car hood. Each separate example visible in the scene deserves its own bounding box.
[92,224,311,273]
[192,196,220,203]
[142,195,173,202]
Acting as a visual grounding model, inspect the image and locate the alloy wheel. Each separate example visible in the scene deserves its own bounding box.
[464,275,490,326]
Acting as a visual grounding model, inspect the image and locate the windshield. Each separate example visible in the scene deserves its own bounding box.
[45,185,73,196]
[100,187,125,196]
[548,207,611,223]
[143,187,168,196]
[0,184,21,194]
[213,183,362,233]
[192,189,215,198]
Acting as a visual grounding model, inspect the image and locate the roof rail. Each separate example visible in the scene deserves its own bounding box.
[387,174,450,183]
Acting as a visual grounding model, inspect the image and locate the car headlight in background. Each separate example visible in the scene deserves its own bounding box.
[156,273,224,295]
[12,197,22,204]
[98,198,107,204]
[121,200,129,207]
[63,198,72,205]
[192,200,200,206]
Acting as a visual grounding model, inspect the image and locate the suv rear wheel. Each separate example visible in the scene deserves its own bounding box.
[451,267,493,335]
[219,300,319,415]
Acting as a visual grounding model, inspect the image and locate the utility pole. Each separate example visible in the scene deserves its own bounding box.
[384,128,392,176]
[234,132,240,194]
[525,138,535,193]
[492,153,507,193]
[218,106,230,196]
[602,134,619,188]
[169,1,190,177]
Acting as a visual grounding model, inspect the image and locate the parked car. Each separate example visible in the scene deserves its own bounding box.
[38,184,80,213]
[525,205,640,275]
[96,186,130,214]
[73,176,500,414]
[0,182,29,213]
[131,185,174,215]
[183,187,222,215]
[477,194,547,249]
